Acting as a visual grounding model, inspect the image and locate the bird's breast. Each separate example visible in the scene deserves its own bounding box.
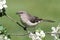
[20,15,38,27]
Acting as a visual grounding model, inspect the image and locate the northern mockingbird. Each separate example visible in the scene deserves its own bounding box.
[16,11,55,31]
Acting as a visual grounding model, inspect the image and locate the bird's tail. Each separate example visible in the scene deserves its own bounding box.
[38,19,55,23]
[42,19,55,23]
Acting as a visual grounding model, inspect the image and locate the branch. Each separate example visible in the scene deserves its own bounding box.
[45,32,60,34]
[7,33,29,36]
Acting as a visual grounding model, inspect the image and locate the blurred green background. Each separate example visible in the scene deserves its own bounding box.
[0,0,60,40]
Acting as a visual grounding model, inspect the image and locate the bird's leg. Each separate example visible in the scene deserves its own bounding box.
[0,12,2,17]
[16,22,27,31]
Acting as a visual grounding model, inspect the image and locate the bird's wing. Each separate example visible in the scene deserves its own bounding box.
[28,16,40,23]
[20,15,38,26]
[24,13,36,23]
[24,12,42,23]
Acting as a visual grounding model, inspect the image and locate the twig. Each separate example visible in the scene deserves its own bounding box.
[7,33,29,36]
[45,32,60,34]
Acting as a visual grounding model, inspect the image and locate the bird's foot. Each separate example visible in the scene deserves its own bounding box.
[23,27,27,31]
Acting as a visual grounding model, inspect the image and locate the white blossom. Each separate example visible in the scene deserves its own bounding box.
[39,30,45,38]
[36,37,42,40]
[0,0,7,10]
[0,35,11,40]
[7,38,11,40]
[3,4,7,8]
[0,3,3,9]
[0,35,4,40]
[29,32,35,38]
[4,36,8,40]
[4,35,11,40]
[29,30,45,40]
[36,31,40,37]
[51,27,57,37]
[51,23,60,40]
[29,32,36,40]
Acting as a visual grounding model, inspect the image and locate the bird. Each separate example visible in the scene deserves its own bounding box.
[16,10,55,31]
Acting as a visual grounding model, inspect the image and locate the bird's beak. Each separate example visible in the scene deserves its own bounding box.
[16,11,23,14]
[16,12,19,15]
